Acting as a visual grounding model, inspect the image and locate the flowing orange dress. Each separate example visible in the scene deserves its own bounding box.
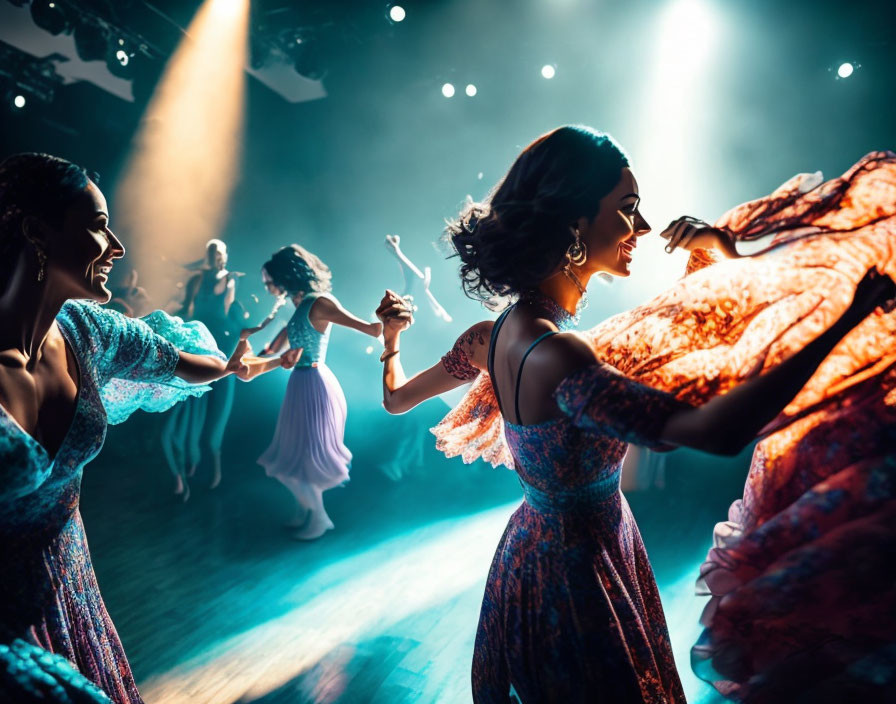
[434,151,896,702]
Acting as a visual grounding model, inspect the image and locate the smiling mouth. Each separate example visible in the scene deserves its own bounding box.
[618,237,637,262]
[94,262,114,280]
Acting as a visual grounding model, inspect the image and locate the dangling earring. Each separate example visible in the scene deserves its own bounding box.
[565,229,588,267]
[563,228,589,316]
[34,244,47,282]
[22,221,48,283]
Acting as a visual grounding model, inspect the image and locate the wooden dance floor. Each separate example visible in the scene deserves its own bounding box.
[81,417,734,704]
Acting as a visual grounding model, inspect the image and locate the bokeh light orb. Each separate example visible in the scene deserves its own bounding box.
[541,64,556,79]
[389,5,406,22]
[465,83,477,97]
[13,94,26,109]
[837,62,854,78]
[441,82,455,98]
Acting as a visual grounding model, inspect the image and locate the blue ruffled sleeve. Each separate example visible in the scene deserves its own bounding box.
[554,361,694,451]
[57,301,225,425]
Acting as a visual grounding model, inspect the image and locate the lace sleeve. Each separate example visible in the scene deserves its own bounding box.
[441,343,480,381]
[440,325,488,381]
[554,362,695,451]
[58,302,225,424]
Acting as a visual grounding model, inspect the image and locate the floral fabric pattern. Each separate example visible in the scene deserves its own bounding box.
[0,301,219,704]
[441,341,480,381]
[434,151,896,701]
[472,417,686,702]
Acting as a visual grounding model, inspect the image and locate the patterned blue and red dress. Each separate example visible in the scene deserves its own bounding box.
[0,301,222,704]
[436,152,896,702]
[440,301,690,703]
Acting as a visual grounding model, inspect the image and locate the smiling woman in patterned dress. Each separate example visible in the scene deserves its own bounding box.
[374,126,895,703]
[0,153,297,704]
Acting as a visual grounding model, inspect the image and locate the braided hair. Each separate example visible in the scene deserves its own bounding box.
[262,244,332,297]
[445,125,629,303]
[0,153,92,285]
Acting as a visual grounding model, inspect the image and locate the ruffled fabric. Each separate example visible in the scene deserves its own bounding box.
[432,151,896,467]
[100,310,224,424]
[58,302,224,425]
[432,374,513,468]
[433,150,896,700]
[0,639,112,704]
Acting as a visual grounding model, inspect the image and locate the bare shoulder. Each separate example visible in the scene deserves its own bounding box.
[523,331,597,390]
[308,293,339,319]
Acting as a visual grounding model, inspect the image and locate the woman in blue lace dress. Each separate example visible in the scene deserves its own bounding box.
[375,126,894,703]
[255,245,383,540]
[0,153,297,704]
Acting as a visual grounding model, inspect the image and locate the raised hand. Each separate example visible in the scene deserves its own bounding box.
[376,289,415,334]
[660,216,738,256]
[844,268,896,324]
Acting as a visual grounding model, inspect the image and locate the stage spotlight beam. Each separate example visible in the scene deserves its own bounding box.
[114,0,250,298]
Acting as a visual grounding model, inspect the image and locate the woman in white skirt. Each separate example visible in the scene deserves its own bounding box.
[256,245,382,539]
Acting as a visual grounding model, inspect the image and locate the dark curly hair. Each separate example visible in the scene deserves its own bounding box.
[263,244,333,296]
[0,153,93,285]
[446,125,629,303]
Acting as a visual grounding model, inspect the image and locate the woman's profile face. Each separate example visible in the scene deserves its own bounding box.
[261,267,285,297]
[576,167,651,278]
[41,180,125,303]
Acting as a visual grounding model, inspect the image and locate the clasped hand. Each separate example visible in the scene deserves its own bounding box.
[225,336,302,381]
[376,289,416,335]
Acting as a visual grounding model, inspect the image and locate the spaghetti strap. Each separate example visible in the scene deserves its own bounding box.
[487,308,513,416]
[488,306,558,424]
[514,332,557,424]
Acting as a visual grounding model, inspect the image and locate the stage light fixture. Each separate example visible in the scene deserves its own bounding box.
[441,82,455,98]
[13,94,26,109]
[465,83,477,97]
[30,0,69,36]
[74,20,109,62]
[388,5,406,22]
[293,37,326,80]
[837,62,854,78]
[105,37,137,78]
[541,64,556,79]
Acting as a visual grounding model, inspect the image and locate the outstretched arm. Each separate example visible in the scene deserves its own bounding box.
[386,234,426,285]
[310,295,383,338]
[554,268,896,455]
[175,337,300,384]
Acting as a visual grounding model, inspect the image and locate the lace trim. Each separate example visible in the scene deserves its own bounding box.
[519,290,579,330]
[441,343,479,381]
